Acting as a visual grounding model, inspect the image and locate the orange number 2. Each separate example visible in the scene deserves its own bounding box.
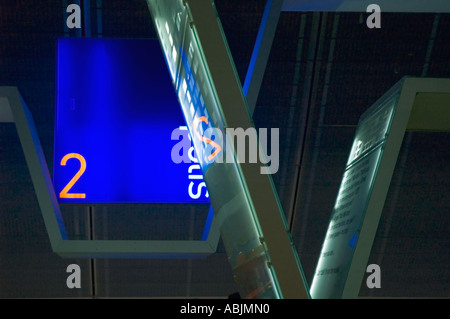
[59,153,86,199]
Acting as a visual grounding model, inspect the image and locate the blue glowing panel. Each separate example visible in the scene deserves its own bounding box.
[53,38,209,203]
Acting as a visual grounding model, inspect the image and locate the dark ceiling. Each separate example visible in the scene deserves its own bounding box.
[0,0,449,298]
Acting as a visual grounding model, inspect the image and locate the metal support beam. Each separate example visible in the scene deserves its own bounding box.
[146,0,310,298]
[282,0,450,12]
[0,87,68,248]
[243,0,283,114]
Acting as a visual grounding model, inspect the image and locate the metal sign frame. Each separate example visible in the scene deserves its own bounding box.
[310,77,450,298]
[0,86,221,258]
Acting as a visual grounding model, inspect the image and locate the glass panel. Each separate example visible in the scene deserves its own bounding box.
[146,0,280,298]
[311,90,401,299]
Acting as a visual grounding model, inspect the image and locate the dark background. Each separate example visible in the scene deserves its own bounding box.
[0,0,448,298]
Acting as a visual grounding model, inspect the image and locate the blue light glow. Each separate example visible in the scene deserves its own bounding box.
[53,38,210,204]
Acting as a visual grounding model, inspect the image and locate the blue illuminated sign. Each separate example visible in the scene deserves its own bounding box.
[53,38,209,203]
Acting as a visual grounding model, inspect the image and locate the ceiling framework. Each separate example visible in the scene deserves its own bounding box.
[282,0,450,13]
[0,0,449,298]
